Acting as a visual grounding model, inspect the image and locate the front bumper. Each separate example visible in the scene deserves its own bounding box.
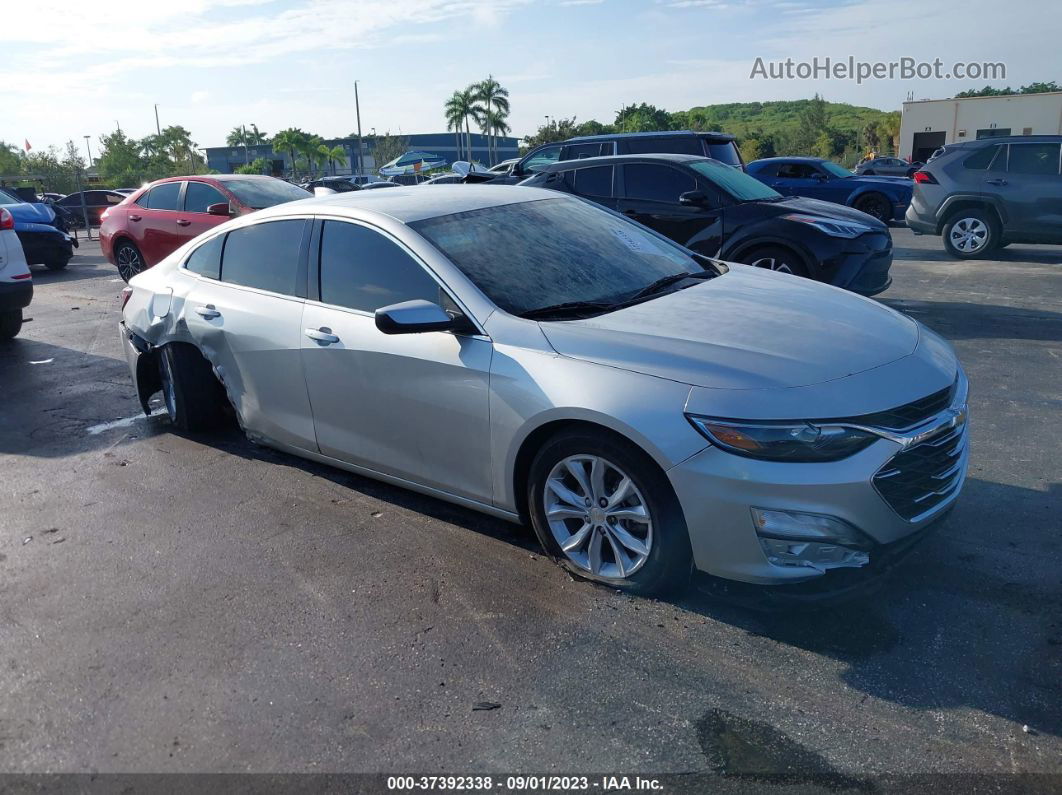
[119,321,160,414]
[824,232,893,296]
[667,394,969,588]
[16,229,75,266]
[0,279,33,312]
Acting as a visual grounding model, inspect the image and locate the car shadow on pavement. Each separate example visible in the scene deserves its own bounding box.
[892,245,1062,265]
[675,477,1062,738]
[882,298,1062,342]
[28,260,118,286]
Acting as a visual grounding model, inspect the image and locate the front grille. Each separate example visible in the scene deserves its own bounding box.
[873,423,967,521]
[845,383,954,431]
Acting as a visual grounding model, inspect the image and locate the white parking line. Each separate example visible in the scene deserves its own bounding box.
[86,408,166,435]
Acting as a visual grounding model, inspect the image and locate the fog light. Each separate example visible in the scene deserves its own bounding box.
[751,508,870,572]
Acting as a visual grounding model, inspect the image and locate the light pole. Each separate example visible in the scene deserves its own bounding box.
[354,81,365,177]
[154,104,161,136]
[83,136,93,167]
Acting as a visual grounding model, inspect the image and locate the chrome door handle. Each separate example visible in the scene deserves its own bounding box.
[194,305,221,319]
[177,219,191,227]
[305,327,340,344]
[129,214,142,222]
[985,178,1008,186]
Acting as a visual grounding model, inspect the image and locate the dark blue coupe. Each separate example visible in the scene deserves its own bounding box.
[746,157,912,222]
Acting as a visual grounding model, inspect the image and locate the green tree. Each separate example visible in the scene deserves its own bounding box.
[472,75,510,165]
[96,131,147,187]
[235,157,272,175]
[1019,80,1060,94]
[319,144,347,175]
[369,132,409,172]
[0,141,20,176]
[614,102,671,132]
[444,90,476,159]
[272,128,307,178]
[245,124,269,144]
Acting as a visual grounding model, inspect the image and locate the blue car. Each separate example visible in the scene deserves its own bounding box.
[746,157,912,223]
[0,188,76,270]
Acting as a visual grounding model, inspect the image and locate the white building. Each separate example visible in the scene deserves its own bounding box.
[899,91,1062,162]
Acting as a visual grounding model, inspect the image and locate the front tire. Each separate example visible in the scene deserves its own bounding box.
[527,429,692,596]
[45,258,70,271]
[0,311,22,340]
[115,241,145,282]
[942,209,998,259]
[741,245,810,279]
[157,344,227,432]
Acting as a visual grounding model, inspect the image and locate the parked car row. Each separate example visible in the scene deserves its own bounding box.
[0,187,76,271]
[120,185,969,599]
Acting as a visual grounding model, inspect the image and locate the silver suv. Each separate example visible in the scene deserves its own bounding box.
[906,136,1062,258]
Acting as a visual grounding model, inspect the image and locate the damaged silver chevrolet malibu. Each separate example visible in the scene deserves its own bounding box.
[120,185,968,598]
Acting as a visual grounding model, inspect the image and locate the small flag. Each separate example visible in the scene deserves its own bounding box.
[24,139,31,152]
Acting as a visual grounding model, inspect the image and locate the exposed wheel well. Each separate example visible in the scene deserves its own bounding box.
[511,419,661,523]
[136,340,229,416]
[852,190,888,207]
[938,201,1002,235]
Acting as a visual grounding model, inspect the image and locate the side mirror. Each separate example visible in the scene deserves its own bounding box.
[679,190,709,207]
[375,300,455,335]
[207,202,233,216]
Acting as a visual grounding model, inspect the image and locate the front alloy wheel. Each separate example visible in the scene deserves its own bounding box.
[115,242,144,282]
[544,454,653,579]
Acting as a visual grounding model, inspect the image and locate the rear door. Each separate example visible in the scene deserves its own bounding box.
[616,163,721,252]
[176,181,232,248]
[134,182,183,265]
[990,142,1062,238]
[558,164,618,211]
[182,218,317,449]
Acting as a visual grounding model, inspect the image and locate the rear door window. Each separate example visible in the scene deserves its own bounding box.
[706,142,741,166]
[777,163,815,179]
[221,220,305,295]
[1006,143,1061,175]
[184,234,224,280]
[573,165,614,197]
[623,137,703,156]
[564,142,609,160]
[141,183,182,210]
[963,145,1001,170]
[622,164,696,202]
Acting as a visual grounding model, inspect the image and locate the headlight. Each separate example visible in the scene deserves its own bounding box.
[686,416,877,462]
[782,214,873,238]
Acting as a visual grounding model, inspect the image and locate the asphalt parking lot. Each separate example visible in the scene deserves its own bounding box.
[0,230,1059,787]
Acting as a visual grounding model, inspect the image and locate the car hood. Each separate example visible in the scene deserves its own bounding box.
[3,202,57,225]
[772,196,892,227]
[538,267,918,390]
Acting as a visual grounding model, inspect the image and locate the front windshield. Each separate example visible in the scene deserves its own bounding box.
[411,197,703,316]
[820,161,854,178]
[223,179,310,209]
[688,160,781,202]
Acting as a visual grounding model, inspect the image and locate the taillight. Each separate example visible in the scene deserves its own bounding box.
[100,208,111,221]
[0,207,13,230]
[120,287,133,310]
[912,171,938,185]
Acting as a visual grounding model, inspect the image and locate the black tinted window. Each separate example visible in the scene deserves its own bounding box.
[706,143,741,166]
[522,145,563,174]
[141,182,181,210]
[574,166,614,197]
[565,142,607,159]
[1007,143,1060,175]
[221,220,304,295]
[184,234,224,280]
[624,137,703,155]
[777,163,814,178]
[623,164,696,202]
[184,182,228,213]
[963,145,1000,170]
[319,221,440,312]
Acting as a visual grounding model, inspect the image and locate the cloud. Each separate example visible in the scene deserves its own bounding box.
[190,91,210,104]
[558,0,605,6]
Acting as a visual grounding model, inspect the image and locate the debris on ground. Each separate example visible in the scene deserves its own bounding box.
[472,702,501,711]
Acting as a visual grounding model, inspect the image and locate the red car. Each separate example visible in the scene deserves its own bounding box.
[101,175,310,281]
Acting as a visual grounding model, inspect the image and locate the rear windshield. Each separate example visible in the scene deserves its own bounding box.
[706,142,742,166]
[688,160,781,202]
[223,179,311,209]
[0,188,22,205]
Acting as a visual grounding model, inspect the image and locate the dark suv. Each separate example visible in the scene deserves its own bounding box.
[906,135,1062,258]
[523,154,893,295]
[490,131,742,185]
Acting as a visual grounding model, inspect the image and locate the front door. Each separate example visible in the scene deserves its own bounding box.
[616,162,720,251]
[300,219,494,503]
[989,142,1062,238]
[175,181,232,248]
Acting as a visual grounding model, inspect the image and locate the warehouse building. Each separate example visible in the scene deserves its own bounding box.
[204,132,519,176]
[900,91,1062,163]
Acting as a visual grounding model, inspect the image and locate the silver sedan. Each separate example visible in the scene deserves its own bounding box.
[120,186,968,596]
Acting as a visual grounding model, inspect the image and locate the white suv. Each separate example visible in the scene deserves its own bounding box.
[0,207,32,339]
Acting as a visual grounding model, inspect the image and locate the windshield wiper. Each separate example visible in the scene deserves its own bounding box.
[519,300,618,320]
[623,270,714,303]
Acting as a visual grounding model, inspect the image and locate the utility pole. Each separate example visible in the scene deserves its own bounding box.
[154,104,161,136]
[83,136,93,167]
[243,124,250,165]
[355,81,365,177]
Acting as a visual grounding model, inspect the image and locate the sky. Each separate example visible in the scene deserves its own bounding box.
[2,0,1058,154]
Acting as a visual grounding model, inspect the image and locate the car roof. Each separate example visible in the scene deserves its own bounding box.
[748,156,828,165]
[540,153,710,171]
[252,184,560,224]
[566,129,734,143]
[943,135,1062,148]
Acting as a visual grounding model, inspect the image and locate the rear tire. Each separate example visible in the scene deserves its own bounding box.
[854,192,890,222]
[942,209,998,259]
[157,343,227,432]
[863,169,876,175]
[527,429,692,597]
[44,258,70,271]
[741,245,810,279]
[115,241,145,282]
[0,311,22,340]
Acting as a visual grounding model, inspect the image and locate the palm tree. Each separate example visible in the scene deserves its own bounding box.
[246,124,268,145]
[226,126,246,148]
[272,128,306,178]
[485,109,511,164]
[472,75,509,165]
[444,91,468,160]
[319,144,347,175]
